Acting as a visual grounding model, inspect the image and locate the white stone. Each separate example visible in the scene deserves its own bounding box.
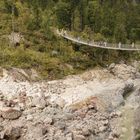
[44,117,53,125]
[66,133,73,140]
[99,126,106,132]
[26,115,34,121]
[116,111,122,117]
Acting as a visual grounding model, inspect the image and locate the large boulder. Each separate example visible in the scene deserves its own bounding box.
[120,81,134,97]
[109,63,137,80]
[8,32,24,47]
[133,106,140,140]
[0,126,22,140]
[132,61,140,71]
[98,81,134,111]
[0,108,22,120]
[127,88,140,107]
[28,93,48,109]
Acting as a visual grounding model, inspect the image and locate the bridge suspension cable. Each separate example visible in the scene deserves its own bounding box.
[57,30,140,51]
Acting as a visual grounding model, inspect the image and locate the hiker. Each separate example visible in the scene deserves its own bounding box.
[104,41,107,47]
[63,31,66,36]
[132,42,135,48]
[88,39,91,45]
[118,42,121,48]
[77,37,80,41]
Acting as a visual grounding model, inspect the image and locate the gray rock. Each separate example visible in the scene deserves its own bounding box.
[111,93,124,109]
[133,106,140,140]
[101,120,109,126]
[117,81,134,97]
[74,134,86,140]
[44,117,53,125]
[56,98,66,108]
[108,63,116,70]
[26,114,34,121]
[1,108,22,120]
[123,82,134,96]
[66,133,73,140]
[135,88,140,97]
[31,95,47,109]
[24,124,48,139]
[127,88,140,107]
[55,121,66,130]
[8,32,24,46]
[116,111,122,117]
[132,61,140,71]
[3,126,22,140]
[111,81,134,108]
[62,112,74,121]
[99,126,106,132]
[82,127,90,136]
[110,64,137,80]
[110,130,120,139]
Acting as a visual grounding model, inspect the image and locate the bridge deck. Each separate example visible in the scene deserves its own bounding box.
[57,30,140,51]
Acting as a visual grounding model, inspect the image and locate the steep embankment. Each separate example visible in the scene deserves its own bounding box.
[0,62,140,140]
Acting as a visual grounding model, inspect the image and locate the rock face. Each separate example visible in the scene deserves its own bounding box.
[0,62,139,139]
[1,126,22,140]
[128,88,140,109]
[116,81,134,98]
[133,106,140,140]
[109,63,138,80]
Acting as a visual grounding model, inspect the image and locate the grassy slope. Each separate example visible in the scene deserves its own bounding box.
[0,1,139,80]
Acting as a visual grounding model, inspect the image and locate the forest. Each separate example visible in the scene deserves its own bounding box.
[0,0,140,79]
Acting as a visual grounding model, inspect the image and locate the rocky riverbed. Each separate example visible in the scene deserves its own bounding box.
[0,61,140,140]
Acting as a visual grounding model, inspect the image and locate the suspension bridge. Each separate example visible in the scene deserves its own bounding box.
[57,30,140,51]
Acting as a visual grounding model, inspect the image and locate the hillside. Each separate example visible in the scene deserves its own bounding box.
[0,1,140,140]
[0,0,140,79]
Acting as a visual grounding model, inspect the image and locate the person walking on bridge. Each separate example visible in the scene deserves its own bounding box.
[118,42,121,48]
[61,29,64,34]
[104,41,107,47]
[63,31,67,36]
[77,37,80,41]
[132,42,135,48]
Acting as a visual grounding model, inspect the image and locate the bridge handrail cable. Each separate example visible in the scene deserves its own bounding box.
[57,30,140,51]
